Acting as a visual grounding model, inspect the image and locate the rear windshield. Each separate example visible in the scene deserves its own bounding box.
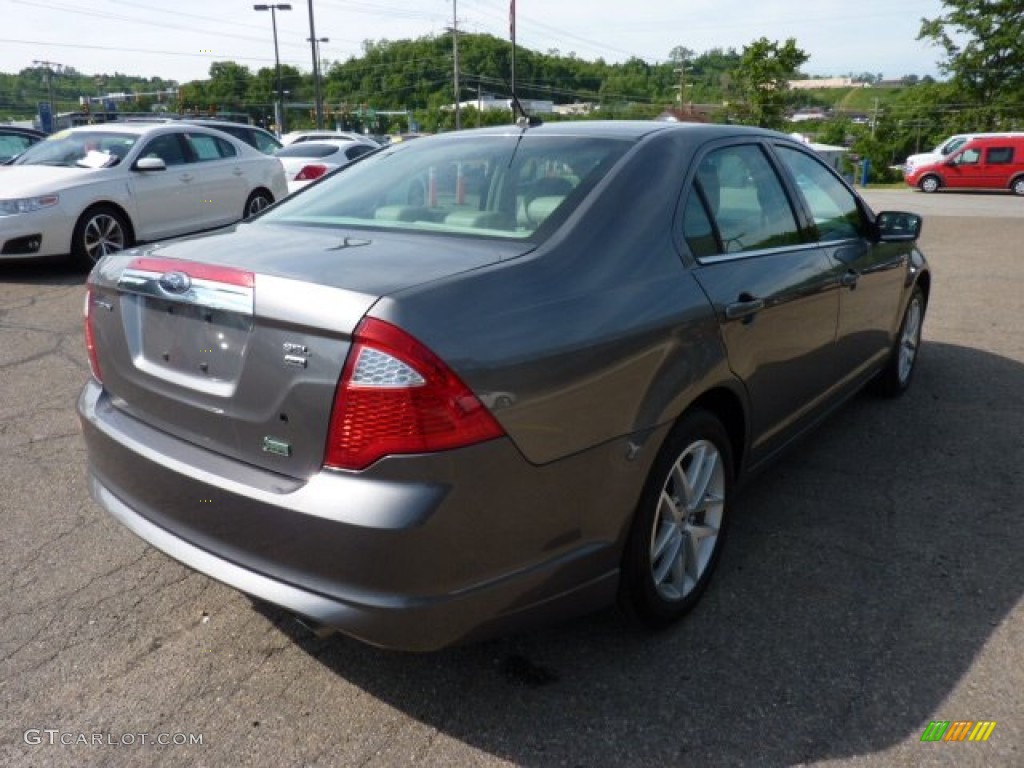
[258,133,631,239]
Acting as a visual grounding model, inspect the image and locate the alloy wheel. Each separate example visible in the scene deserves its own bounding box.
[82,213,126,262]
[649,438,725,601]
[898,295,923,385]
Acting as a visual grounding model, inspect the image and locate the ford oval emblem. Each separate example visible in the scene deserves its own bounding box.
[158,271,191,294]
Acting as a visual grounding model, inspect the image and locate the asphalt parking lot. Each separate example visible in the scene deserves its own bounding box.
[1,188,1020,767]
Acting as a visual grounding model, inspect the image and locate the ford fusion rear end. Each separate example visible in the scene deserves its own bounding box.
[78,122,929,650]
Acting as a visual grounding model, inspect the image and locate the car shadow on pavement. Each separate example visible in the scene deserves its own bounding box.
[257,337,1024,765]
[0,256,87,286]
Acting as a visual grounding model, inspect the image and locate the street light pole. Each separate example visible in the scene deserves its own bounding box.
[253,3,292,136]
[306,0,323,129]
[452,0,460,130]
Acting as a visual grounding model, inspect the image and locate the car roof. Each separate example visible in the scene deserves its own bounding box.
[183,118,273,133]
[436,120,785,143]
[0,125,46,138]
[59,123,178,136]
[58,122,246,139]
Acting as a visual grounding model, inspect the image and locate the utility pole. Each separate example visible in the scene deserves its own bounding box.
[674,64,686,110]
[306,0,323,129]
[33,59,63,130]
[452,0,460,130]
[308,35,329,126]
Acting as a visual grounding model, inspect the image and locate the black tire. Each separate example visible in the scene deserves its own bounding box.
[244,190,273,219]
[620,409,734,628]
[919,175,941,194]
[1011,177,1024,196]
[870,286,925,397]
[71,205,131,269]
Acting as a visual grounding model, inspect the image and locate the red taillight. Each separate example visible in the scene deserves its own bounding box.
[325,318,505,470]
[84,288,102,382]
[294,164,328,182]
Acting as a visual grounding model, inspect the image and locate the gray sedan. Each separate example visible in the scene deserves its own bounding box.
[78,121,929,650]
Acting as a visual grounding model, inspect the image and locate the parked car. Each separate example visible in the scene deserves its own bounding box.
[905,135,1024,194]
[0,122,287,266]
[78,122,929,650]
[123,117,284,155]
[180,119,283,155]
[0,124,46,164]
[275,140,378,194]
[903,131,1024,174]
[280,130,380,146]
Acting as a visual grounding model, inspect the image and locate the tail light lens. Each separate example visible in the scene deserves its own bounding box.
[294,164,328,182]
[325,318,505,470]
[84,287,102,382]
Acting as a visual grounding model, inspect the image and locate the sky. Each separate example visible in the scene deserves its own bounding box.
[1,0,949,84]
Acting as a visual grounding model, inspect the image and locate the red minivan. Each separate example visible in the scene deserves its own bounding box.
[906,135,1024,195]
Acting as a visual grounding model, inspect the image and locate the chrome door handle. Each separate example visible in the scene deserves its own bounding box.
[180,173,195,182]
[725,298,765,320]
[232,168,244,176]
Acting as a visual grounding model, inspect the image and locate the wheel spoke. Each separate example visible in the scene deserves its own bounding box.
[658,489,683,526]
[687,447,718,514]
[651,517,677,561]
[652,529,683,586]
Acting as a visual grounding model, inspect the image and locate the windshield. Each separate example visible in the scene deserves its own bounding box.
[13,130,139,167]
[938,137,968,156]
[258,133,630,239]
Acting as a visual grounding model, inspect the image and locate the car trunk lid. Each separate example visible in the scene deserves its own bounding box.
[87,227,530,478]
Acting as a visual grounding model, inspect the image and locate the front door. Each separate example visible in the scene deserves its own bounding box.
[773,144,906,382]
[129,132,199,240]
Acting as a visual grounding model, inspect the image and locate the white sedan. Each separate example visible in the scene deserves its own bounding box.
[0,123,288,267]
[275,140,378,195]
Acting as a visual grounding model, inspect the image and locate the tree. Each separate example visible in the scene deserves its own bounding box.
[205,61,253,110]
[729,37,809,129]
[919,1,1024,109]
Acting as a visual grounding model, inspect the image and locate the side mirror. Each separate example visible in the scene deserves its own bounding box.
[876,211,922,242]
[134,156,167,172]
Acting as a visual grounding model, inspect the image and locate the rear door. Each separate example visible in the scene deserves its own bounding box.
[682,141,840,458]
[184,132,249,227]
[982,144,1018,188]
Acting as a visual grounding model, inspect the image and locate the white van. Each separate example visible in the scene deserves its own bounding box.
[904,132,1024,174]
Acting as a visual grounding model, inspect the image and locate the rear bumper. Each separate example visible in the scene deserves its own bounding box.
[78,379,648,650]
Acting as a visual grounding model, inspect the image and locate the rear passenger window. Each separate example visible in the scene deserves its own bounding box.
[987,147,1014,164]
[684,144,801,255]
[682,187,719,258]
[776,146,864,242]
[187,133,236,161]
